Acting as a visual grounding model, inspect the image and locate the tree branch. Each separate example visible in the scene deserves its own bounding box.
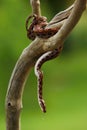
[30,0,41,16]
[5,0,86,130]
[44,0,86,50]
[54,0,86,45]
[46,4,74,28]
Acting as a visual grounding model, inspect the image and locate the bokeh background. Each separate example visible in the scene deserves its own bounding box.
[0,0,87,130]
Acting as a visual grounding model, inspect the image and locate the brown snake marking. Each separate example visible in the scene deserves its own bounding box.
[35,46,63,112]
[26,14,62,112]
[26,14,59,40]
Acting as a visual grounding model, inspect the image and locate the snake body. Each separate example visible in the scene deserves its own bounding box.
[26,15,63,112]
[34,48,62,112]
[26,14,59,40]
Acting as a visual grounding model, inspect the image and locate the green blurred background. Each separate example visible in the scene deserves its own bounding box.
[0,0,87,130]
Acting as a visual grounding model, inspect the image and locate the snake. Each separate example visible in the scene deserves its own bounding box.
[34,47,62,112]
[26,14,62,112]
[26,14,59,40]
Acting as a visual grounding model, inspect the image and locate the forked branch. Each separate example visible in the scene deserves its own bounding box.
[5,0,86,130]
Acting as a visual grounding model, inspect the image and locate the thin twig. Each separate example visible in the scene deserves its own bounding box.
[47,4,74,28]
[30,0,41,16]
